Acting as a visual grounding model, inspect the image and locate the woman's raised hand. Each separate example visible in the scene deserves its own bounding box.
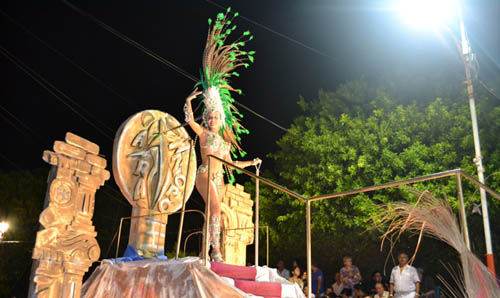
[186,88,202,102]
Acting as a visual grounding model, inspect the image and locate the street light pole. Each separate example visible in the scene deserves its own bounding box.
[457,3,496,275]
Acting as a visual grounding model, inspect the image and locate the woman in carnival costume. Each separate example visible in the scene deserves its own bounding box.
[184,8,261,263]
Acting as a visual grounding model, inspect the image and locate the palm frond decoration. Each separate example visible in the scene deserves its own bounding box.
[374,191,500,298]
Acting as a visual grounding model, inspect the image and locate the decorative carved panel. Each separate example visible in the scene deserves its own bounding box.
[32,132,109,298]
[221,184,254,266]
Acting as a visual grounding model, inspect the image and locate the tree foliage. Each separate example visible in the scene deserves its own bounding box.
[253,78,500,278]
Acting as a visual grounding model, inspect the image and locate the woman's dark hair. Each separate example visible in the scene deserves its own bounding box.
[292,266,301,275]
[371,270,382,278]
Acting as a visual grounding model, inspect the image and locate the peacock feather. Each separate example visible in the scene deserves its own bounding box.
[195,7,255,159]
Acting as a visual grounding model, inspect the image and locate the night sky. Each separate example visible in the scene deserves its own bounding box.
[1,0,500,171]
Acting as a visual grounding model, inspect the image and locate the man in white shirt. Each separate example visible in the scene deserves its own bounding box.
[277,259,291,279]
[389,252,420,298]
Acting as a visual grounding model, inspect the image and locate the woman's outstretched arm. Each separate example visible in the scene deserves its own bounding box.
[225,152,261,169]
[184,88,204,136]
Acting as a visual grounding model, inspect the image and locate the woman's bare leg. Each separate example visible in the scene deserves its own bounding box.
[196,173,223,259]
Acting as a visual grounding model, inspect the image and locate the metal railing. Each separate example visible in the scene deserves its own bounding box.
[204,156,500,298]
[114,209,205,258]
[204,154,307,267]
[181,225,270,266]
[183,230,203,256]
[113,151,500,298]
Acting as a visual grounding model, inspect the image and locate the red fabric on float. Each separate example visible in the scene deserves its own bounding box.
[209,261,257,280]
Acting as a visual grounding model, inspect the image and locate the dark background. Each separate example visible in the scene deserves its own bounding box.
[1,0,499,171]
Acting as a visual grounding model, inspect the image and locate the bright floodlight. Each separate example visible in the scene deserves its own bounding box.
[0,221,8,240]
[397,0,459,29]
[0,221,8,233]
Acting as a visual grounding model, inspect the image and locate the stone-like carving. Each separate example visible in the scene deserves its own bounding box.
[113,110,196,257]
[220,183,254,266]
[32,132,109,298]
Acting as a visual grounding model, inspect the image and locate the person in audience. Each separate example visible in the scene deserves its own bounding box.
[288,266,304,289]
[389,252,420,298]
[325,287,334,297]
[332,272,345,296]
[301,271,308,285]
[311,260,325,297]
[369,271,389,294]
[340,288,352,298]
[277,259,291,279]
[374,282,390,298]
[304,285,316,298]
[353,284,368,298]
[340,256,362,291]
[417,268,437,297]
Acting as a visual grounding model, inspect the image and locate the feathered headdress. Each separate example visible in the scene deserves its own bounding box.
[195,7,255,158]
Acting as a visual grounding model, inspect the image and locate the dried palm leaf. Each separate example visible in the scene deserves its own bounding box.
[375,191,499,297]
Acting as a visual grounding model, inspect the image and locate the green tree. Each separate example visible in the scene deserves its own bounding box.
[253,78,500,279]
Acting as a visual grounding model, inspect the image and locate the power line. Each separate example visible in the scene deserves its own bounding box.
[100,185,129,207]
[0,9,138,111]
[0,43,206,210]
[0,103,45,144]
[0,107,37,144]
[0,151,22,170]
[0,45,114,140]
[234,101,292,134]
[478,79,500,101]
[0,102,130,208]
[204,0,337,62]
[61,0,292,135]
[0,103,130,208]
[61,0,199,83]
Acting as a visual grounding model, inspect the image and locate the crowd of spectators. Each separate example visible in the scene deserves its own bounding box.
[275,252,439,298]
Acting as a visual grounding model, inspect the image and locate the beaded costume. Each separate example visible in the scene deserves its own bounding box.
[198,131,232,193]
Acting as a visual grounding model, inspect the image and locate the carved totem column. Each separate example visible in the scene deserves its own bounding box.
[113,110,196,258]
[221,183,254,266]
[32,132,110,298]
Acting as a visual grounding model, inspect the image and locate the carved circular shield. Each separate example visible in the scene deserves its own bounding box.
[50,178,75,206]
[113,110,197,213]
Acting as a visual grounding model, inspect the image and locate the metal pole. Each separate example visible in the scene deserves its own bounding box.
[458,4,495,275]
[255,165,260,266]
[175,140,194,259]
[266,226,269,267]
[115,217,124,258]
[204,159,211,266]
[456,173,470,250]
[306,200,312,298]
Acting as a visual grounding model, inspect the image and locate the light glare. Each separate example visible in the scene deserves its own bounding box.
[397,0,459,29]
[0,221,8,234]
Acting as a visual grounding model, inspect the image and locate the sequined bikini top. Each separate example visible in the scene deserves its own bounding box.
[200,130,232,156]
